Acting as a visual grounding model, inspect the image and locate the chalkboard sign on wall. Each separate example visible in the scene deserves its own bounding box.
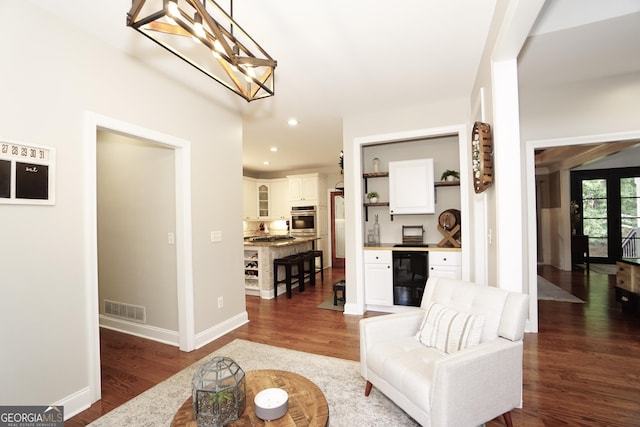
[0,140,55,205]
[0,159,10,199]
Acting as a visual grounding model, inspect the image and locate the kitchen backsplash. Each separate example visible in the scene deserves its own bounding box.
[243,218,290,237]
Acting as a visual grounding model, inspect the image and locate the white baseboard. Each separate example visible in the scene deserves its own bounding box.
[194,311,249,349]
[99,315,180,346]
[57,386,92,421]
[343,302,364,315]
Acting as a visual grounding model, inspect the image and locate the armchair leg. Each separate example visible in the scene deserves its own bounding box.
[364,380,373,396]
[503,411,513,427]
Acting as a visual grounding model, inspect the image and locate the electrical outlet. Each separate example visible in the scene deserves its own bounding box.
[211,231,222,242]
[168,232,175,245]
[217,296,224,309]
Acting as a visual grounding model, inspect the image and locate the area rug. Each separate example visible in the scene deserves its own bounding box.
[537,276,584,303]
[589,263,617,275]
[88,339,418,426]
[317,296,344,311]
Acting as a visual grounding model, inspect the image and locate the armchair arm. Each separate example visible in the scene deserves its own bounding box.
[359,310,424,377]
[430,338,524,427]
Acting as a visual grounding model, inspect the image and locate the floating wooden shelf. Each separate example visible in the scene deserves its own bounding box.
[435,181,460,187]
[363,172,389,178]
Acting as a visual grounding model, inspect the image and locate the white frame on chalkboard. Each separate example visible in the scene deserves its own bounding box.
[0,139,56,205]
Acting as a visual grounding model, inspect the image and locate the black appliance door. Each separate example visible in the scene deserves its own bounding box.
[393,251,428,306]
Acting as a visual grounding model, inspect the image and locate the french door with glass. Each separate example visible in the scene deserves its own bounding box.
[571,167,640,263]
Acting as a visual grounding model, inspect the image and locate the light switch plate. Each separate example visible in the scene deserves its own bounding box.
[211,231,222,242]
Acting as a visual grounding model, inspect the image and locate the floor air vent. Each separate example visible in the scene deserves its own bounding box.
[104,300,146,324]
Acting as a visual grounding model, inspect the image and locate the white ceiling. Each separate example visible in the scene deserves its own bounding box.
[27,0,640,176]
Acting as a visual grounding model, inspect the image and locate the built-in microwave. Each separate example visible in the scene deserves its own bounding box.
[290,206,317,237]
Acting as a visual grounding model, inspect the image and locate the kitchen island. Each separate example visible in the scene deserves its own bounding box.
[244,236,317,298]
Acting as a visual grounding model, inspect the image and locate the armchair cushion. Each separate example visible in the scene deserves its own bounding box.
[416,302,485,354]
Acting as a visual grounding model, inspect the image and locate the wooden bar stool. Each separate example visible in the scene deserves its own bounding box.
[309,250,324,283]
[333,280,346,305]
[273,254,304,299]
[300,251,316,287]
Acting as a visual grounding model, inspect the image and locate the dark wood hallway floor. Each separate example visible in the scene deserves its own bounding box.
[67,265,640,426]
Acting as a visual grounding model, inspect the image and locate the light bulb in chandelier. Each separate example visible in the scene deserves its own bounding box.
[193,12,206,39]
[211,39,224,59]
[243,66,256,82]
[166,0,179,17]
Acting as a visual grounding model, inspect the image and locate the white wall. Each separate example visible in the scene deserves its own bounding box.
[0,2,246,417]
[520,71,640,141]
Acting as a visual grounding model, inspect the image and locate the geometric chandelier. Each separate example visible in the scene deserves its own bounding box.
[127,0,277,102]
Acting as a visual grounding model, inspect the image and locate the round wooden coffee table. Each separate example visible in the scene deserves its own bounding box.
[171,369,329,427]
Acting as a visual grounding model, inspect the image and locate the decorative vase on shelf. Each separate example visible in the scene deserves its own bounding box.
[372,157,380,173]
[373,214,381,244]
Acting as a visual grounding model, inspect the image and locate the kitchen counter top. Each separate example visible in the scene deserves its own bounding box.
[244,236,318,247]
[620,258,640,267]
[365,243,461,251]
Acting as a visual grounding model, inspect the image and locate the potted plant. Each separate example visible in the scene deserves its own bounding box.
[366,191,379,203]
[440,170,460,181]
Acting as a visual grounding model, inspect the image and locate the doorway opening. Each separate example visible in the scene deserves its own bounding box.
[84,112,194,404]
[526,130,640,332]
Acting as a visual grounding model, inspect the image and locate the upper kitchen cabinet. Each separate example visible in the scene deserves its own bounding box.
[243,177,258,219]
[389,158,435,215]
[269,178,289,219]
[287,173,327,206]
[257,182,270,218]
[243,178,290,220]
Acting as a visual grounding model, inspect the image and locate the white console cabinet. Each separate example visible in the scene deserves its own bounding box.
[428,251,462,279]
[364,250,393,306]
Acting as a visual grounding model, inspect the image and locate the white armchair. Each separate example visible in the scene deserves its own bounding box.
[360,277,529,427]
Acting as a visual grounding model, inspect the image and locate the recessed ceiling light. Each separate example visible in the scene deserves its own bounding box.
[270,147,278,152]
[263,161,270,165]
[287,118,298,126]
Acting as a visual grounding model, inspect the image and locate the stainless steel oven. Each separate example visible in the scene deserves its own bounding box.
[290,205,317,237]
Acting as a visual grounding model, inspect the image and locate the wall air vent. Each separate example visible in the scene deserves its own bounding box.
[104,299,146,324]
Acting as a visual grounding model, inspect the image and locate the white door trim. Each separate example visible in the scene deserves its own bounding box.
[83,112,195,403]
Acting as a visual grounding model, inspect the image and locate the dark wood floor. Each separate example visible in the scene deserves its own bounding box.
[67,265,640,426]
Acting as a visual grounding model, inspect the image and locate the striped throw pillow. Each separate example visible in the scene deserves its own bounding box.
[416,302,485,354]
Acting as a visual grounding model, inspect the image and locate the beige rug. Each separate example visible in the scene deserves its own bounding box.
[317,296,344,311]
[537,276,584,303]
[589,264,617,275]
[88,339,418,426]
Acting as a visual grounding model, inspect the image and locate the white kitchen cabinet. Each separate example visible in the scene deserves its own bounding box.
[287,173,327,206]
[428,250,462,279]
[269,178,289,220]
[364,250,393,306]
[243,177,258,219]
[389,158,435,215]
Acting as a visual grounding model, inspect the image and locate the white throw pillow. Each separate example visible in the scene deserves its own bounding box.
[416,302,485,354]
